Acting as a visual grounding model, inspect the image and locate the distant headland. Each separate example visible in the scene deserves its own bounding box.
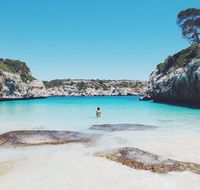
[0,58,148,100]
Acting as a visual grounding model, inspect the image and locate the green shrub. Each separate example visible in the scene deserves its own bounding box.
[43,79,64,88]
[157,62,167,73]
[120,82,129,88]
[76,81,87,90]
[0,58,35,82]
[21,74,35,82]
[156,44,200,74]
[0,63,10,72]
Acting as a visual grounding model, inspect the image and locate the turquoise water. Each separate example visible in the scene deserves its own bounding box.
[0,96,200,133]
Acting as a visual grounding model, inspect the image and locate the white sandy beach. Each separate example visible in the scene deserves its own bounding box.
[1,130,200,190]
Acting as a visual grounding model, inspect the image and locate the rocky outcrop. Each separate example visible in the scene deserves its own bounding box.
[27,79,48,98]
[90,124,157,132]
[0,130,99,147]
[139,95,151,101]
[95,147,200,174]
[148,45,200,105]
[44,80,148,96]
[0,69,48,100]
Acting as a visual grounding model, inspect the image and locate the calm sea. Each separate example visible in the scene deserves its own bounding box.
[0,96,199,133]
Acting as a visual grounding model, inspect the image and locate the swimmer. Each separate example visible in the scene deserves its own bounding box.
[96,107,101,117]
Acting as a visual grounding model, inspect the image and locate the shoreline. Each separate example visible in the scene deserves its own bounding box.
[1,95,200,109]
[0,96,47,102]
[0,94,144,102]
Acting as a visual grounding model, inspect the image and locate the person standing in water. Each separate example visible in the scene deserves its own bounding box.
[96,107,101,117]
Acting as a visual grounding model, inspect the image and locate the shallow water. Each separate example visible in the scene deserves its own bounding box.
[0,96,200,190]
[0,96,200,132]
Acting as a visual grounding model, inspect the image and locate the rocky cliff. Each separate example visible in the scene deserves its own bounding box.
[0,59,47,100]
[148,44,200,105]
[44,79,148,96]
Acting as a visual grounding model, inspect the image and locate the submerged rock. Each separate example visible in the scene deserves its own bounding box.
[0,130,99,147]
[95,147,200,174]
[90,124,157,132]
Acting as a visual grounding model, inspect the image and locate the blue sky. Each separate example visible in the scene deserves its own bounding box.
[0,0,199,80]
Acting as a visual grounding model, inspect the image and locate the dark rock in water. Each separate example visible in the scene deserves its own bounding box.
[90,124,157,132]
[0,130,99,147]
[139,95,151,101]
[95,147,200,174]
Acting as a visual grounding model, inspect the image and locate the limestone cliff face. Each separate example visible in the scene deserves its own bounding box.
[148,45,200,105]
[45,80,148,96]
[0,69,47,100]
